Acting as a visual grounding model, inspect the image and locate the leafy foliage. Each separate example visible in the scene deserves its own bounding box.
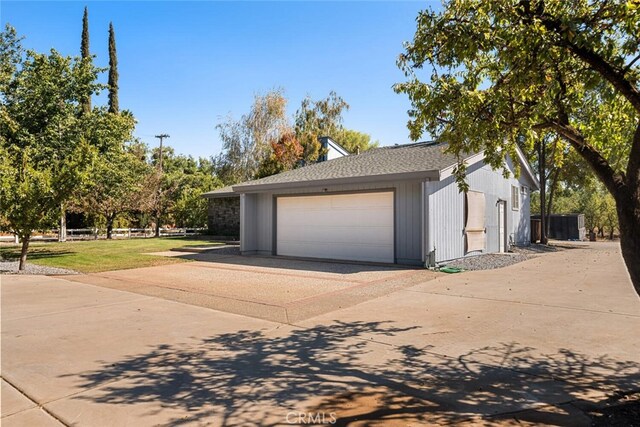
[148,146,222,228]
[215,89,289,184]
[395,0,639,192]
[395,0,640,294]
[0,26,122,267]
[72,134,149,237]
[294,91,349,163]
[255,131,304,178]
[336,128,379,154]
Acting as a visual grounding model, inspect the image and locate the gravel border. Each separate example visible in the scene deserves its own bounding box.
[441,243,561,271]
[441,253,531,271]
[0,260,78,275]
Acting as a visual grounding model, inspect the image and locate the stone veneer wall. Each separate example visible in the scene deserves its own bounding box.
[207,197,240,237]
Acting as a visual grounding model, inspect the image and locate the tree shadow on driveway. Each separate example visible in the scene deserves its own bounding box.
[63,321,640,426]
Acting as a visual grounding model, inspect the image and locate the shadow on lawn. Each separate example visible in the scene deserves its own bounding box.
[0,248,74,260]
[64,321,640,426]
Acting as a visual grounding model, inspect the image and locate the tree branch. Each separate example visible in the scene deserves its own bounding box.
[547,119,624,196]
[519,2,640,113]
[623,53,640,75]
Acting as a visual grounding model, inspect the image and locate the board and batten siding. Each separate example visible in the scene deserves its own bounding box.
[425,155,532,263]
[240,180,423,265]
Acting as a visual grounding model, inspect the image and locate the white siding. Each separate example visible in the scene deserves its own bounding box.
[326,145,345,160]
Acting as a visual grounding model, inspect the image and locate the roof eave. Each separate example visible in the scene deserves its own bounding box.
[514,144,540,190]
[202,192,239,199]
[232,170,440,193]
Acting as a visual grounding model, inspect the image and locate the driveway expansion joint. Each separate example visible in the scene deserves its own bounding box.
[1,376,68,426]
[3,296,155,322]
[402,288,640,318]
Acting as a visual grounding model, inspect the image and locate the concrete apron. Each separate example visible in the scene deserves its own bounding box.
[59,253,440,323]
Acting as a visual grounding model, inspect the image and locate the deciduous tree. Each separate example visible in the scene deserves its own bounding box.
[215,89,289,183]
[294,91,349,163]
[395,1,640,296]
[337,128,378,154]
[256,131,303,178]
[0,28,104,268]
[74,136,149,239]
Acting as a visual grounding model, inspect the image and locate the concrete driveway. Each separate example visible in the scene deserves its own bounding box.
[1,242,639,426]
[61,250,438,323]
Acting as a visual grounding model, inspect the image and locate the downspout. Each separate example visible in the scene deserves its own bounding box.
[239,193,245,253]
[421,181,426,266]
[423,179,436,269]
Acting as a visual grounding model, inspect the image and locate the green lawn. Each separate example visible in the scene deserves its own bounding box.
[0,238,222,273]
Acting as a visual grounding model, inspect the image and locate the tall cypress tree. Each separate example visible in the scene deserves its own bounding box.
[108,22,119,113]
[80,6,91,113]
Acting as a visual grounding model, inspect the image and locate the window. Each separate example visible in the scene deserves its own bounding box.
[511,185,520,210]
[520,186,527,195]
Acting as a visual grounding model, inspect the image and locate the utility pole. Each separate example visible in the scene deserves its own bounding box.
[154,134,169,237]
[154,134,169,171]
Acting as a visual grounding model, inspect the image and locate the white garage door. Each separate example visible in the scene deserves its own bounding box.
[276,192,394,263]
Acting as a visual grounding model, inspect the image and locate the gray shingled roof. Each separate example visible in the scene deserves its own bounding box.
[202,185,237,198]
[229,142,469,192]
[202,142,477,197]
[203,141,540,197]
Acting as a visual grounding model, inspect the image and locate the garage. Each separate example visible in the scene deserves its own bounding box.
[276,192,394,263]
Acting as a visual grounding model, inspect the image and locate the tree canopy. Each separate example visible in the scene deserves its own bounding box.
[337,129,379,154]
[395,0,640,295]
[215,89,289,184]
[0,25,110,267]
[294,91,349,162]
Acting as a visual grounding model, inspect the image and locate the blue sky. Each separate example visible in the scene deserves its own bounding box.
[2,1,437,158]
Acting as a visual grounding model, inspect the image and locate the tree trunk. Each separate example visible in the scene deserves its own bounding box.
[106,213,115,240]
[18,234,30,271]
[615,122,640,297]
[537,140,548,244]
[154,215,160,238]
[617,194,640,297]
[549,119,640,297]
[546,167,560,237]
[59,204,67,242]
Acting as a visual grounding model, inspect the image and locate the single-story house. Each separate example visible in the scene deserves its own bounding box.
[204,141,539,266]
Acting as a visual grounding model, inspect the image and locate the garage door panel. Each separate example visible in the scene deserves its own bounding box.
[280,209,393,229]
[330,192,392,209]
[276,192,394,263]
[277,241,394,264]
[278,225,394,246]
